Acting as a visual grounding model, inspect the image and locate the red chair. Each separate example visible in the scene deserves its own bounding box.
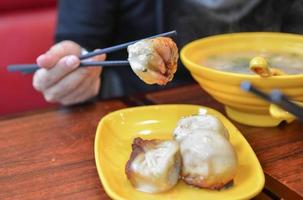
[0,0,57,116]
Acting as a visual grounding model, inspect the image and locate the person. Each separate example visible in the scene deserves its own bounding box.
[33,0,303,105]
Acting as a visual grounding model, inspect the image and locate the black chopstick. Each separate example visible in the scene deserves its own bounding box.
[7,30,177,74]
[270,90,303,120]
[79,30,177,60]
[8,60,129,74]
[240,81,272,102]
[240,81,303,121]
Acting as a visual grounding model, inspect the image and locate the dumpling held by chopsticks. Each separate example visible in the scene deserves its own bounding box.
[127,37,179,85]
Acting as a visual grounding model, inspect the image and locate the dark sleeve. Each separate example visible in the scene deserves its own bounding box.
[55,0,118,50]
[282,0,303,34]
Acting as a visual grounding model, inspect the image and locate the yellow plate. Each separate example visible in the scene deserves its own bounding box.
[95,105,264,200]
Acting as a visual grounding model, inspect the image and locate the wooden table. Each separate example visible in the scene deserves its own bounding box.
[0,84,302,200]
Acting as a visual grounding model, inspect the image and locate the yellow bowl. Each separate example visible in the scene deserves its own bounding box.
[95,104,264,200]
[181,32,303,127]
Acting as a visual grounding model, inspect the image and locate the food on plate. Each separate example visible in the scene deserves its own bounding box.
[173,109,229,141]
[125,109,237,192]
[125,137,181,193]
[127,37,178,85]
[173,109,237,189]
[177,130,237,189]
[200,51,303,75]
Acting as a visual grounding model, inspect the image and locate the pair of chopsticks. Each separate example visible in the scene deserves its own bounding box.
[240,81,303,121]
[7,30,177,74]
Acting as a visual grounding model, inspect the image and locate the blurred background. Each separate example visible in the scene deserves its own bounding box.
[0,0,57,116]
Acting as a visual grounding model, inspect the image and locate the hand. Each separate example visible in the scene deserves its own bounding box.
[33,40,105,105]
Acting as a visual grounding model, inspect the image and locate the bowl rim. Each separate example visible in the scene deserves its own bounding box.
[180,32,303,80]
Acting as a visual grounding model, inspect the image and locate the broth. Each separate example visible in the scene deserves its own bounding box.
[200,51,303,74]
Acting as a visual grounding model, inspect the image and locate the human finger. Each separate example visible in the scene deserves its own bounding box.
[42,67,99,102]
[33,55,80,91]
[36,40,81,69]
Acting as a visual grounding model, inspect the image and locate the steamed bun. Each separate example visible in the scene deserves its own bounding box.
[173,109,237,189]
[178,130,237,189]
[125,137,181,193]
[173,112,229,142]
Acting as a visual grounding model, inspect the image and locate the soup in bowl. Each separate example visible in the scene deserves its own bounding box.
[181,32,303,127]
